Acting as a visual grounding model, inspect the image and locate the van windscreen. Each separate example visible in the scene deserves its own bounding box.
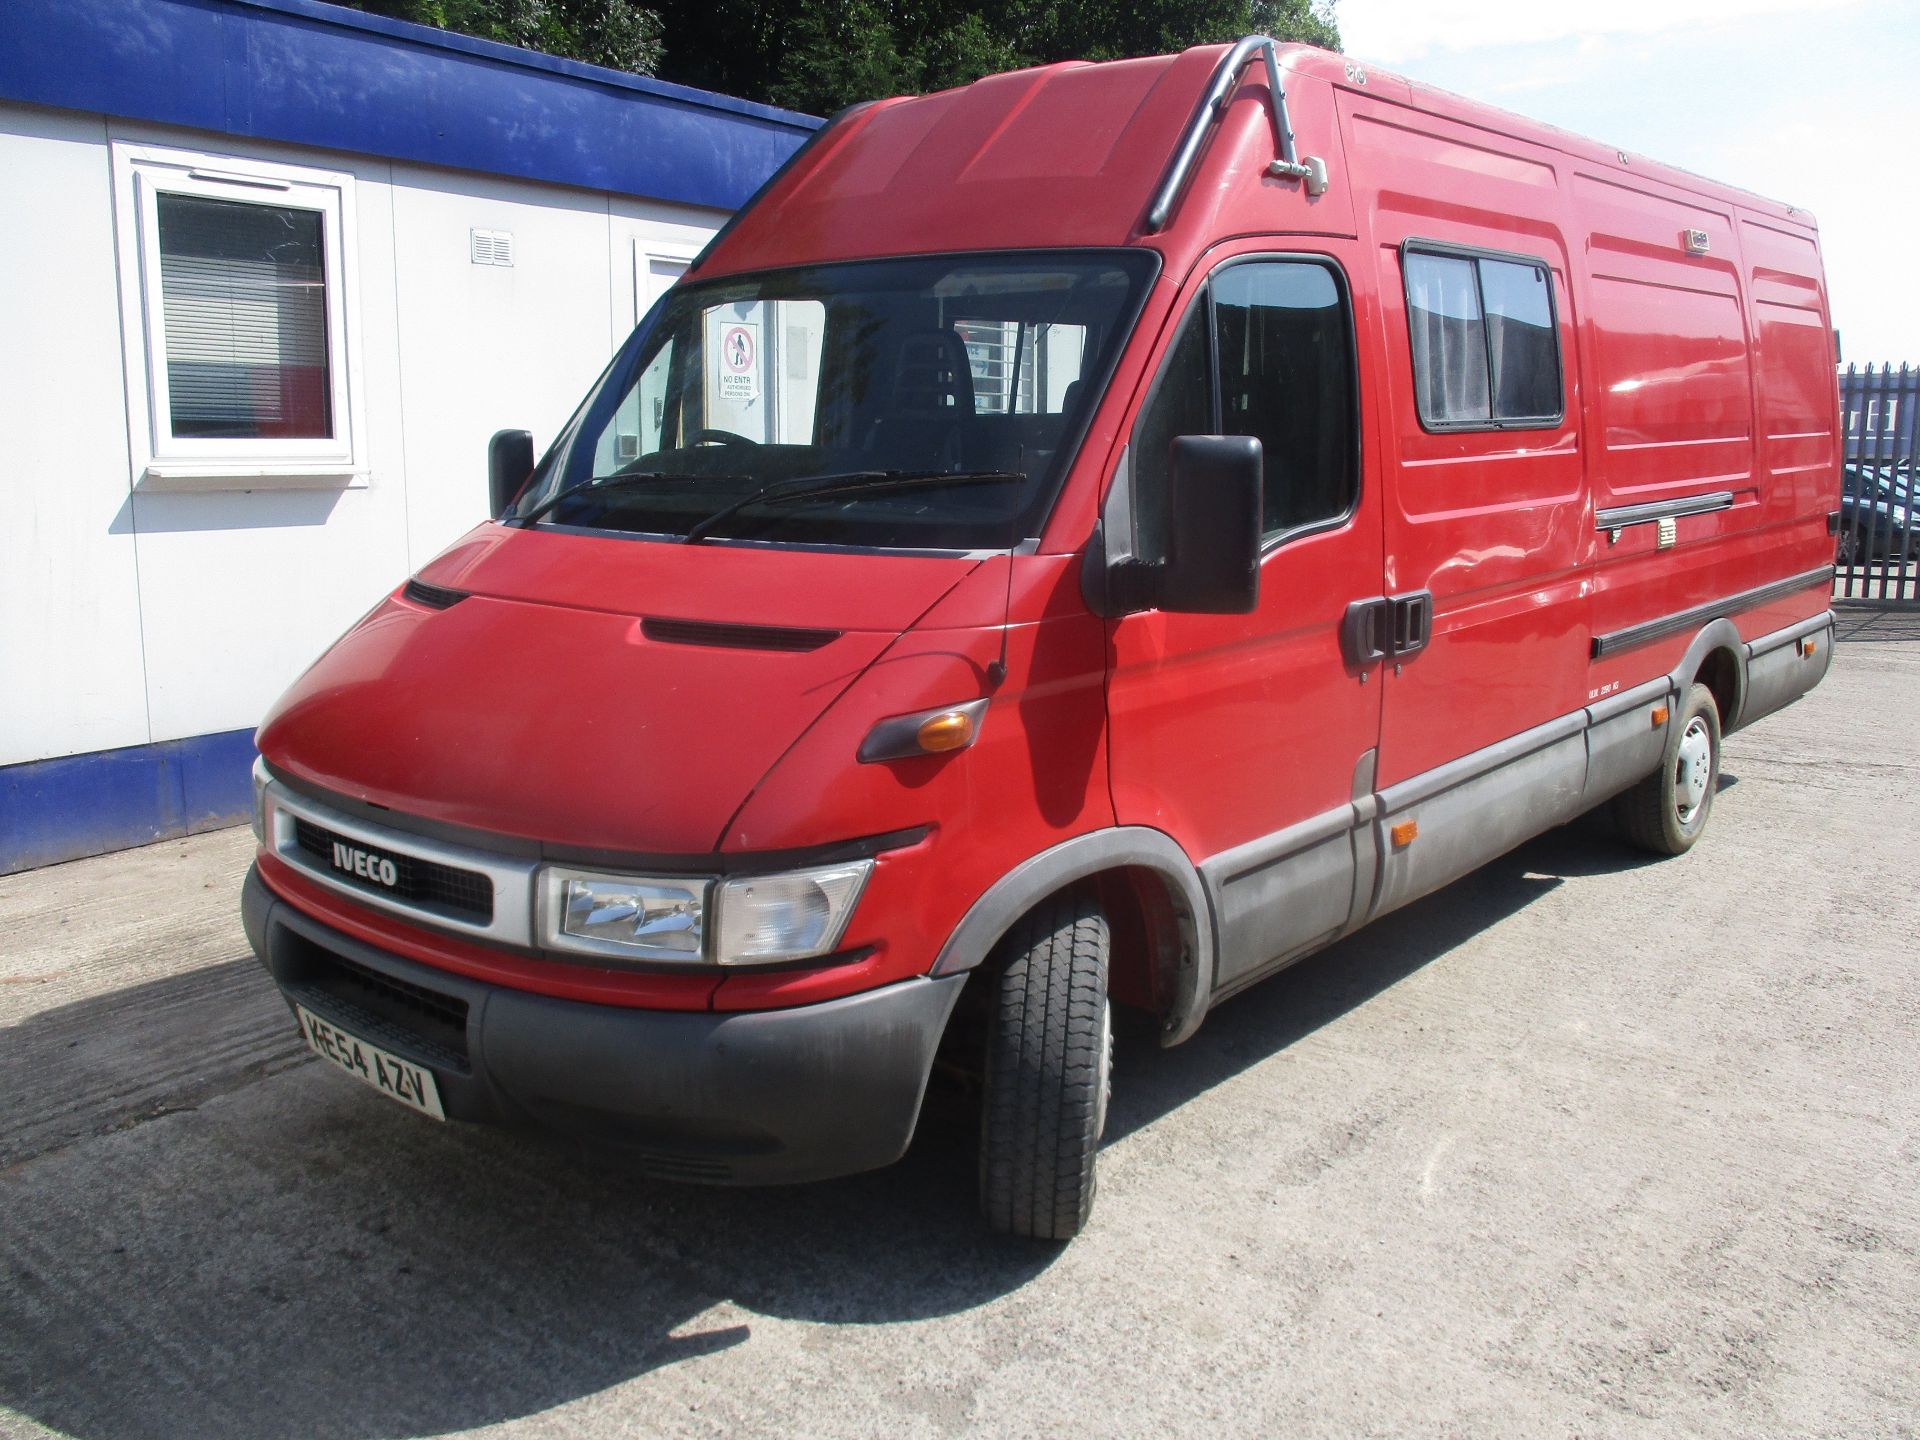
[514,250,1156,551]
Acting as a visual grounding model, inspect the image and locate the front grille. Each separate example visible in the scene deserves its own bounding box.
[293,817,494,923]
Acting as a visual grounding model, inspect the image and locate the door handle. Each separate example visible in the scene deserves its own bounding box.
[1343,592,1433,666]
[1388,590,1433,659]
[1342,597,1390,666]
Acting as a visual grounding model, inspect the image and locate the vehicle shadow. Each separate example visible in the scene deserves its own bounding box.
[1834,606,1920,644]
[0,818,1655,1440]
[1099,815,1651,1144]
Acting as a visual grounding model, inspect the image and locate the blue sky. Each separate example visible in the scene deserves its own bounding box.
[1336,0,1919,363]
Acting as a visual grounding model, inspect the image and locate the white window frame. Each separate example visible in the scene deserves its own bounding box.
[633,241,696,325]
[111,141,365,487]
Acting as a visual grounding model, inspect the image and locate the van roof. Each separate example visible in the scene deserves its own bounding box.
[694,40,1813,281]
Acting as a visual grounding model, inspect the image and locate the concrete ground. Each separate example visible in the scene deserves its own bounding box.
[3,611,1916,1439]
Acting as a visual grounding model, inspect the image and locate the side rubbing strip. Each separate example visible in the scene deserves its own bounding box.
[1594,491,1734,530]
[1592,567,1833,659]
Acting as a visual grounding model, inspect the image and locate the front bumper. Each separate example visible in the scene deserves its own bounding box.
[243,865,964,1184]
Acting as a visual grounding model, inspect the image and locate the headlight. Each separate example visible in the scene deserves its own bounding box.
[714,861,872,965]
[535,859,873,966]
[539,868,710,962]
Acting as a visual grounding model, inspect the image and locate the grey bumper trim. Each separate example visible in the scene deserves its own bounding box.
[244,866,963,1186]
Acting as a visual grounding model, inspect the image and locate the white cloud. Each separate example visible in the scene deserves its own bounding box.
[1338,0,1863,64]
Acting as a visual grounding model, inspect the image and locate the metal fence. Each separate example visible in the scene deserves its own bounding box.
[1836,363,1920,605]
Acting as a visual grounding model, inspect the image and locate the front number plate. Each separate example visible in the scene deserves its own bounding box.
[295,1004,446,1121]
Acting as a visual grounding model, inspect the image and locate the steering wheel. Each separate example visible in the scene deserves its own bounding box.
[690,428,760,447]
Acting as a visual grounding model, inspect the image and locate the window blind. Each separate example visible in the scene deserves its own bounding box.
[156,193,332,440]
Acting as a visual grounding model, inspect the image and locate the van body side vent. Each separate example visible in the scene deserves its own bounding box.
[402,579,469,610]
[641,617,841,653]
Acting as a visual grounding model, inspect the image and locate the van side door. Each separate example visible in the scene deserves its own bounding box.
[1106,249,1386,994]
[1366,240,1593,913]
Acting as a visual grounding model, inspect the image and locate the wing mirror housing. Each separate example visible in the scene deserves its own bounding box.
[1110,435,1263,615]
[488,429,535,520]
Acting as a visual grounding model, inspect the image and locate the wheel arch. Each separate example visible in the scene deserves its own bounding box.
[929,827,1215,1046]
[1670,618,1747,729]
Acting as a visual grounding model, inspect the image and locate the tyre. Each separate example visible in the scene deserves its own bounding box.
[1613,681,1721,855]
[978,891,1113,1240]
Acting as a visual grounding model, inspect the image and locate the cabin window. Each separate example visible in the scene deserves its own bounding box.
[112,141,362,483]
[1132,257,1358,555]
[1404,246,1562,430]
[1131,302,1213,562]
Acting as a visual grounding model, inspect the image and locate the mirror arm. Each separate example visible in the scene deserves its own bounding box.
[1107,558,1162,615]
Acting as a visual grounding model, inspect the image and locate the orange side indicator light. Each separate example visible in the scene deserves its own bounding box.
[916,709,978,754]
[1390,820,1419,849]
[1798,638,1818,658]
[1650,705,1670,727]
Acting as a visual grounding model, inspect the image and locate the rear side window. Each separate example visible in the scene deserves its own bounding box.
[1404,247,1562,429]
[1133,257,1358,555]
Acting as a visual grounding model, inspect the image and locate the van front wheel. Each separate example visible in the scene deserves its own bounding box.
[978,891,1112,1241]
[1614,681,1722,855]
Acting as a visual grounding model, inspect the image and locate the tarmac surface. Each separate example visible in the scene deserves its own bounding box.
[3,609,1917,1438]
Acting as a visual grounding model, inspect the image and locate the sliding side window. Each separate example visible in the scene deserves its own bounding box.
[1403,246,1562,430]
[1132,257,1358,558]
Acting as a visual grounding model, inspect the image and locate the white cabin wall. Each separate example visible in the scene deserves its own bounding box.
[105,122,417,744]
[387,168,721,566]
[0,105,728,764]
[0,106,151,767]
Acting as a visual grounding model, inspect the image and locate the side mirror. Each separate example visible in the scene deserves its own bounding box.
[1155,435,1263,614]
[488,429,535,520]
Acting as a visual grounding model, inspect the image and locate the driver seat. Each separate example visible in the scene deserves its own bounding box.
[864,328,975,470]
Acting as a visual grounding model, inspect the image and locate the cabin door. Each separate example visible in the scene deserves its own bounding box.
[1106,247,1386,992]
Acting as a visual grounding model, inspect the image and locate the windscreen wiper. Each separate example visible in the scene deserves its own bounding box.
[682,470,1027,545]
[513,471,748,528]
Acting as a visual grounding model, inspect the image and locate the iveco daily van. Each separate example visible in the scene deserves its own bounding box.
[243,38,1841,1238]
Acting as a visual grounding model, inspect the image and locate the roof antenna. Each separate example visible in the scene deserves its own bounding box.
[987,512,1015,688]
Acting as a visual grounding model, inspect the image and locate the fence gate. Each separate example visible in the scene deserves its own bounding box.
[1836,363,1920,605]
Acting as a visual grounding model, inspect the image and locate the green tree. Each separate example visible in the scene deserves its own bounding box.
[341,0,1341,111]
[739,0,1341,115]
[768,0,915,115]
[341,0,664,76]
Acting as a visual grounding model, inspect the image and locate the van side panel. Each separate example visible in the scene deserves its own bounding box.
[1577,171,1835,708]
[1578,168,1759,678]
[1741,212,1841,560]
[1578,171,1754,503]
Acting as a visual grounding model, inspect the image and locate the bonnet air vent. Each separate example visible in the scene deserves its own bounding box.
[641,617,841,653]
[402,579,469,610]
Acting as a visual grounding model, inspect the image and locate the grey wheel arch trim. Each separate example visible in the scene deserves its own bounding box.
[928,826,1216,1047]
[1670,617,1747,726]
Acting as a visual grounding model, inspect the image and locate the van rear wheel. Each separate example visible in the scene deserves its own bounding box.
[1614,681,1721,855]
[979,891,1112,1241]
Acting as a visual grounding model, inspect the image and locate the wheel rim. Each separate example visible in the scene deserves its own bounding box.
[1674,716,1713,826]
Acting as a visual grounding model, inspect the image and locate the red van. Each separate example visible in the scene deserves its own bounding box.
[243,37,1840,1238]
